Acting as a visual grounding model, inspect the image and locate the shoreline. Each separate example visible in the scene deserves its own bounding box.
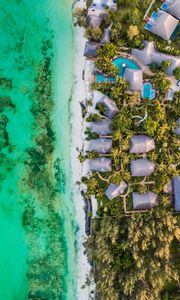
[70,2,91,298]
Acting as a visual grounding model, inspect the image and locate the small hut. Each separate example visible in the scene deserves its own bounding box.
[105,181,127,200]
[97,96,119,119]
[88,138,112,153]
[132,191,158,210]
[172,176,180,212]
[89,157,112,172]
[130,135,155,154]
[130,159,155,177]
[84,42,100,57]
[90,119,112,135]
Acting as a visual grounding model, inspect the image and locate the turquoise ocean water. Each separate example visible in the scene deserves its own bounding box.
[0,0,77,299]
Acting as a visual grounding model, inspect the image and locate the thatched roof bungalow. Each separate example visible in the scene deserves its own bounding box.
[90,119,112,135]
[174,118,180,136]
[98,96,119,119]
[124,68,143,91]
[130,135,155,154]
[132,191,158,210]
[130,159,155,177]
[100,27,111,44]
[172,176,180,211]
[89,157,112,172]
[105,181,127,200]
[84,42,101,58]
[88,138,112,153]
[132,41,180,76]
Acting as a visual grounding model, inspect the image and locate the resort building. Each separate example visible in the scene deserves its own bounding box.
[87,14,103,28]
[132,41,180,76]
[145,10,178,40]
[87,0,116,28]
[89,157,112,172]
[130,159,155,177]
[100,27,111,44]
[132,191,158,210]
[130,135,155,154]
[88,138,112,153]
[97,95,119,119]
[172,176,180,212]
[90,119,112,135]
[84,41,100,58]
[174,118,180,135]
[162,0,180,20]
[124,68,143,91]
[105,181,128,200]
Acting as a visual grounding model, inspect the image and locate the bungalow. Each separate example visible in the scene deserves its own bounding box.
[90,119,112,135]
[130,135,155,154]
[97,95,119,119]
[88,138,112,153]
[162,0,180,20]
[84,41,101,58]
[89,157,112,172]
[100,27,111,44]
[174,118,180,135]
[132,41,180,76]
[124,68,143,91]
[172,176,180,212]
[105,180,128,200]
[145,10,178,40]
[87,14,103,28]
[90,0,117,12]
[130,159,155,177]
[132,191,158,210]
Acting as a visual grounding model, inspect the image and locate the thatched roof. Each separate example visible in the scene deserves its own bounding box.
[90,119,112,135]
[98,96,119,119]
[132,41,155,65]
[130,159,155,177]
[84,42,100,57]
[149,10,178,40]
[87,14,103,28]
[166,0,180,20]
[130,135,155,154]
[88,138,112,153]
[105,181,127,200]
[100,28,111,44]
[132,191,158,210]
[174,118,180,135]
[132,41,180,75]
[173,176,180,211]
[124,68,143,91]
[89,157,112,172]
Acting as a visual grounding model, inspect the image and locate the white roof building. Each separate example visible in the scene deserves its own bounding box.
[145,10,178,40]
[165,0,180,20]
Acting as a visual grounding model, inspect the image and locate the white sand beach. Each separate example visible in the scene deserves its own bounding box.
[71,4,90,299]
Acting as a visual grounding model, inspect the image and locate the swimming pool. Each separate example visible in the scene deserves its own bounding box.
[143,82,155,100]
[96,56,140,82]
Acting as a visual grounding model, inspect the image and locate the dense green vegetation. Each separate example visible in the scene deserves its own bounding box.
[74,0,180,299]
[84,81,180,300]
